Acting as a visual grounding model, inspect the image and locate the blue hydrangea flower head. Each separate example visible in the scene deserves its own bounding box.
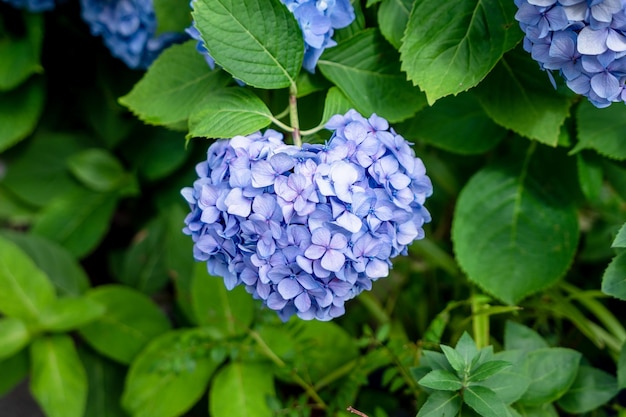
[80,0,188,69]
[181,110,433,321]
[515,0,626,107]
[2,0,58,12]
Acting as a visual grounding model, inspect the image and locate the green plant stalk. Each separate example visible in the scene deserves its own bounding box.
[289,84,301,147]
[471,292,490,349]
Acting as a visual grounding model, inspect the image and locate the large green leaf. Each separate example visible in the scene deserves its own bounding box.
[318,29,426,123]
[400,0,521,104]
[78,285,172,364]
[416,391,462,417]
[480,350,531,405]
[418,369,463,391]
[192,0,304,89]
[320,87,354,127]
[0,349,29,396]
[613,223,626,248]
[188,87,273,139]
[377,0,412,49]
[210,362,275,417]
[0,236,56,322]
[557,365,619,414]
[30,334,88,417]
[474,49,573,146]
[0,11,43,91]
[39,297,105,333]
[601,251,626,300]
[153,0,191,34]
[503,321,548,353]
[452,148,579,304]
[0,317,30,360]
[0,76,45,152]
[119,41,231,129]
[572,99,626,160]
[67,149,128,192]
[464,385,510,417]
[122,328,221,417]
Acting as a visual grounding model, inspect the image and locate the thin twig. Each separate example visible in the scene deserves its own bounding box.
[347,406,369,417]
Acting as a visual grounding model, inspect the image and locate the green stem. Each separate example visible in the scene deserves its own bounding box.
[471,292,490,349]
[289,84,301,147]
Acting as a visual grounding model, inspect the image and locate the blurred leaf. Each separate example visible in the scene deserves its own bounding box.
[601,251,626,300]
[0,349,29,396]
[30,334,87,417]
[377,0,411,49]
[612,223,626,248]
[518,347,581,407]
[514,403,558,417]
[504,321,549,353]
[400,0,521,104]
[468,360,511,382]
[39,297,105,332]
[557,365,619,414]
[416,391,461,417]
[572,99,626,160]
[210,361,275,417]
[0,76,45,152]
[67,149,127,192]
[188,87,272,139]
[0,235,56,322]
[123,127,189,181]
[318,29,426,122]
[474,49,573,146]
[122,328,221,417]
[119,41,231,129]
[0,184,37,225]
[295,71,331,98]
[0,11,43,91]
[192,0,303,88]
[0,317,30,360]
[418,369,463,391]
[619,341,626,390]
[576,152,604,202]
[464,385,509,417]
[455,332,478,365]
[153,0,191,34]
[480,350,530,405]
[320,87,354,127]
[78,285,171,364]
[0,230,90,296]
[191,263,255,337]
[31,187,119,259]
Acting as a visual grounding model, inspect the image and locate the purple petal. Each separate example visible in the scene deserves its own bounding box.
[267,292,288,310]
[578,27,609,55]
[365,259,389,279]
[278,278,302,299]
[304,244,326,260]
[335,212,363,233]
[294,292,311,312]
[606,29,626,52]
[590,71,620,98]
[224,188,251,217]
[310,227,331,246]
[321,250,345,272]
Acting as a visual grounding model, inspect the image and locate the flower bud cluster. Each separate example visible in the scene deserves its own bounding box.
[80,0,186,69]
[515,0,626,107]
[181,110,432,321]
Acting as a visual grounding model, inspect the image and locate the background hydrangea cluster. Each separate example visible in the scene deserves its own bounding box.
[515,0,626,107]
[187,0,355,72]
[181,110,433,321]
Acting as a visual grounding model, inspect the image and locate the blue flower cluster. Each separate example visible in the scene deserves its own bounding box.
[515,0,626,107]
[80,0,187,69]
[2,0,58,12]
[181,110,432,321]
[187,0,355,73]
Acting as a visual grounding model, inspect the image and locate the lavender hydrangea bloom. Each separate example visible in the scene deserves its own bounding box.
[2,0,57,12]
[80,0,187,69]
[515,0,626,107]
[181,109,433,321]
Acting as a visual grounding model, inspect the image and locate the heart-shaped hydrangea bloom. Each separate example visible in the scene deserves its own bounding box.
[515,0,626,107]
[80,0,187,69]
[181,110,433,321]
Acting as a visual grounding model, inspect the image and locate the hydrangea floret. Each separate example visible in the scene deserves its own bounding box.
[181,110,433,321]
[515,0,626,107]
[80,0,187,69]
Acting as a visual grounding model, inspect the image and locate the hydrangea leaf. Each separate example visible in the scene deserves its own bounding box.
[119,41,231,130]
[601,251,626,300]
[122,328,221,417]
[576,152,604,202]
[399,92,506,155]
[67,149,128,193]
[452,148,579,305]
[29,335,88,417]
[572,100,626,160]
[192,0,303,89]
[318,29,426,122]
[557,365,619,414]
[188,88,273,139]
[38,297,105,333]
[78,346,128,417]
[474,49,573,147]
[480,350,530,405]
[320,87,354,127]
[0,350,29,397]
[504,321,549,353]
[77,285,172,364]
[209,362,275,417]
[416,391,462,417]
[613,223,626,248]
[0,11,43,91]
[400,0,521,104]
[153,0,191,35]
[0,76,45,152]
[377,0,412,49]
[0,317,30,360]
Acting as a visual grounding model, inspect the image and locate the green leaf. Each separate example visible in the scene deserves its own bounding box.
[377,0,412,49]
[320,87,354,127]
[0,11,43,91]
[440,344,466,373]
[455,332,478,366]
[452,152,579,304]
[480,351,531,404]
[30,334,88,417]
[67,149,127,192]
[474,49,573,146]
[468,360,511,383]
[31,187,119,259]
[0,230,90,297]
[504,321,549,353]
[190,263,255,337]
[464,385,510,417]
[318,29,426,122]
[398,92,506,155]
[421,350,456,373]
[576,152,604,202]
[400,0,521,104]
[601,251,626,300]
[78,285,172,364]
[0,76,45,152]
[153,0,191,34]
[612,223,626,248]
[557,365,619,414]
[519,347,581,406]
[572,99,626,160]
[0,349,29,396]
[514,403,558,417]
[78,346,128,417]
[122,328,221,417]
[416,391,462,417]
[418,369,463,391]
[192,0,304,89]
[119,41,231,129]
[39,297,105,333]
[0,236,56,322]
[210,361,275,417]
[188,87,273,139]
[0,317,30,360]
[619,341,626,390]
